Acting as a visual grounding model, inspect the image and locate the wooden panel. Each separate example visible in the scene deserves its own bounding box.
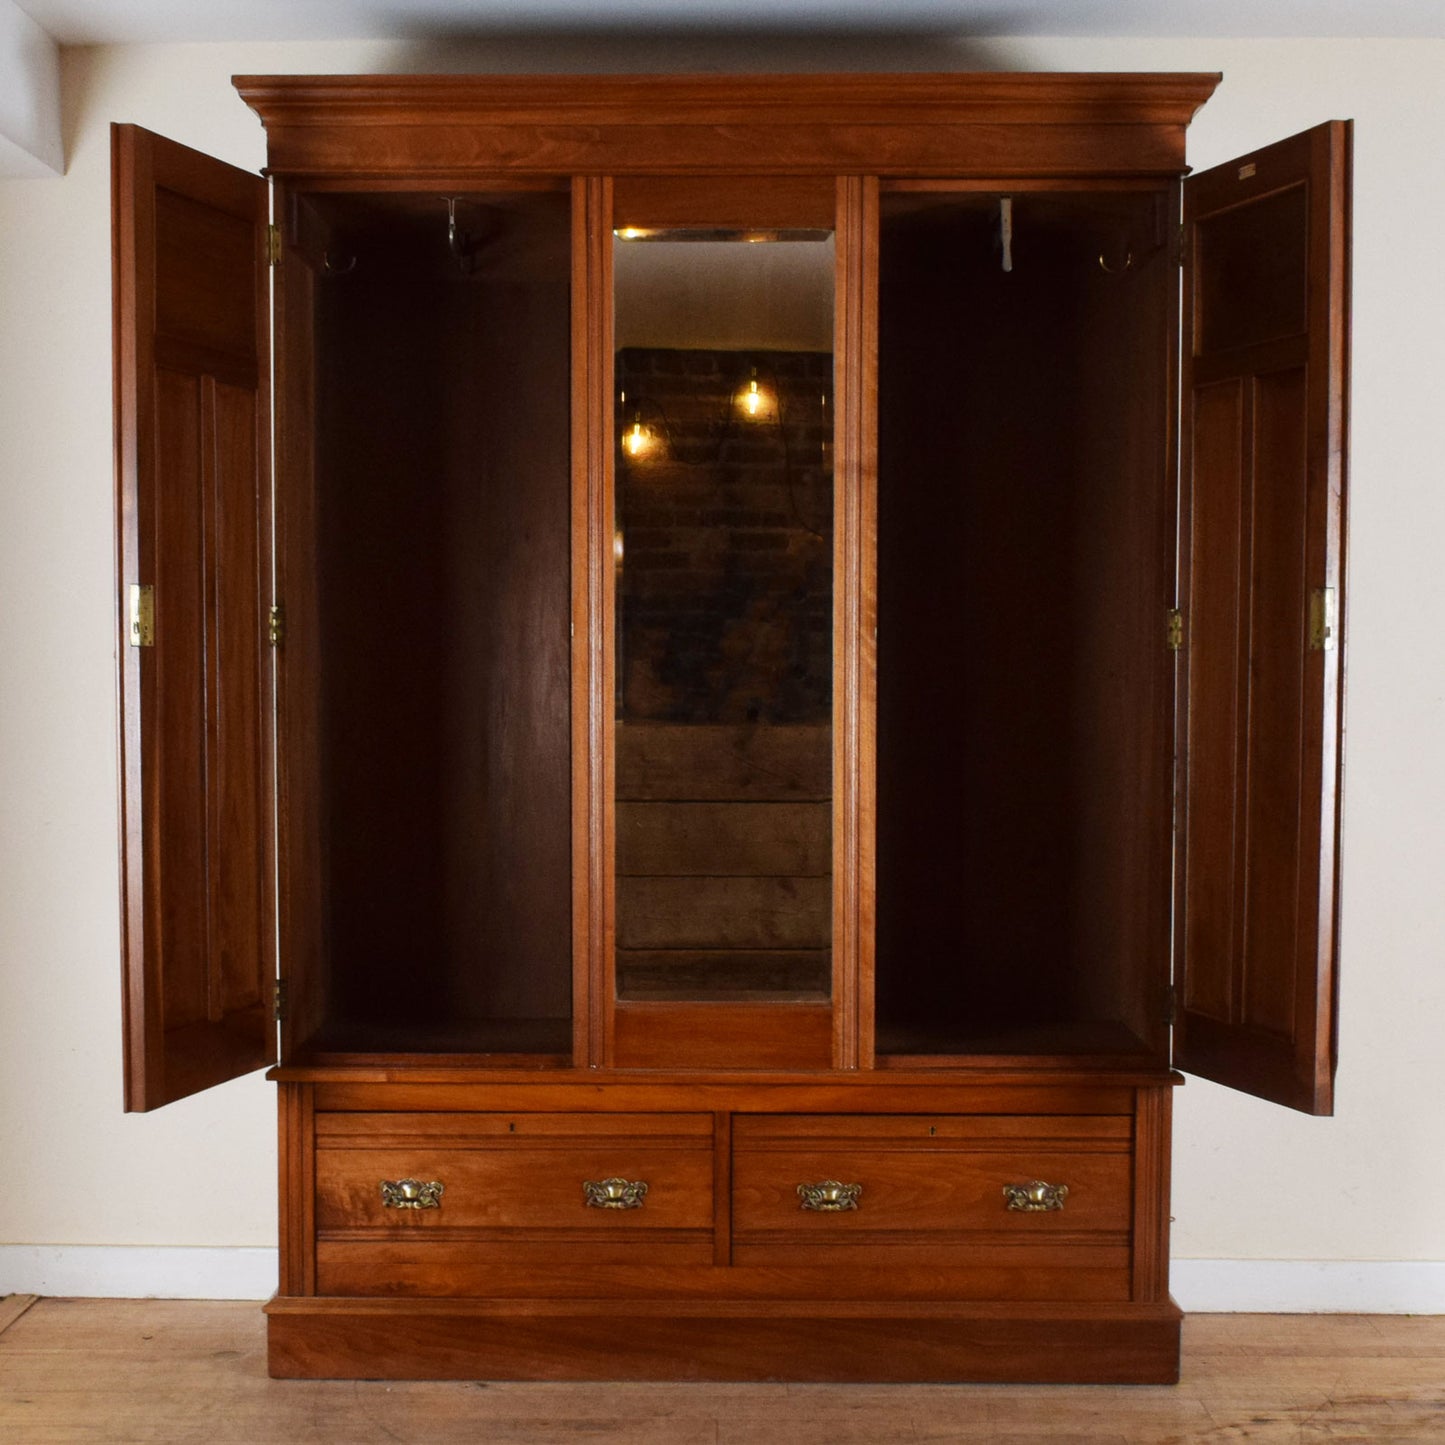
[266,1296,1182,1382]
[1131,1084,1172,1303]
[733,1114,1131,1143]
[301,1077,1151,1113]
[316,1111,714,1144]
[276,1083,315,1297]
[613,175,835,228]
[1180,377,1246,1024]
[1195,183,1309,355]
[312,1248,1129,1301]
[611,1002,833,1069]
[113,123,273,1112]
[1177,122,1350,1115]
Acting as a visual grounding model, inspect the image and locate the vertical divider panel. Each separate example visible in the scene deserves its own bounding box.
[834,176,878,1071]
[276,1082,315,1297]
[1130,1085,1173,1303]
[273,190,320,1061]
[574,176,615,1068]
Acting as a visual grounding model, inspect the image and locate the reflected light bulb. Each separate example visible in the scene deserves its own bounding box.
[743,373,762,418]
[625,413,649,457]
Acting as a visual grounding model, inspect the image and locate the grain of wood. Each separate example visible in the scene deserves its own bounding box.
[0,1295,38,1335]
[0,1302,1441,1443]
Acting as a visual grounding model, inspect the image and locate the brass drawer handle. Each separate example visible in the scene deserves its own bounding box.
[583,1177,648,1210]
[380,1178,444,1210]
[797,1180,862,1212]
[1003,1180,1069,1213]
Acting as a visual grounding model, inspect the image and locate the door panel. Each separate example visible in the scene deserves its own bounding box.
[113,123,273,1110]
[1176,122,1350,1114]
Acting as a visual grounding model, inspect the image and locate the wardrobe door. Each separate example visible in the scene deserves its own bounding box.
[113,124,274,1110]
[1175,121,1350,1114]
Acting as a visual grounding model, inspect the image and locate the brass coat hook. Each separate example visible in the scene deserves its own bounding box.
[445,196,481,272]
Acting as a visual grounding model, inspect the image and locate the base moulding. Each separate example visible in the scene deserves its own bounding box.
[263,1296,1184,1383]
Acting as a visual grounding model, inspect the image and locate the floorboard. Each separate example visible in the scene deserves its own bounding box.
[0,1299,1440,1443]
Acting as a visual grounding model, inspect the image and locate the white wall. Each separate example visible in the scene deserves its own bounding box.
[0,0,62,176]
[0,34,1440,1307]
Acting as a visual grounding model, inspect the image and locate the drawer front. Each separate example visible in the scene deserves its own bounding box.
[316,1111,714,1234]
[733,1114,1132,1244]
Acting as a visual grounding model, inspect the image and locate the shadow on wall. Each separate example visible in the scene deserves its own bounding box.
[61,24,1024,156]
[368,26,1020,73]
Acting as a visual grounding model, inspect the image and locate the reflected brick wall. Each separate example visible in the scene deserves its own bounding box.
[616,347,833,725]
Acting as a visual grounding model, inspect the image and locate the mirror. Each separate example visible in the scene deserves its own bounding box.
[613,229,835,1002]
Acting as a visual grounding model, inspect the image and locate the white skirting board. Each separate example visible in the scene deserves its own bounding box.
[0,1246,277,1300]
[1171,1259,1445,1314]
[1,1248,1443,1310]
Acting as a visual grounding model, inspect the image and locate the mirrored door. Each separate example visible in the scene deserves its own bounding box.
[607,178,839,1068]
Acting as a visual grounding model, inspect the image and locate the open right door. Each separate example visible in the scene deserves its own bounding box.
[1175,121,1351,1115]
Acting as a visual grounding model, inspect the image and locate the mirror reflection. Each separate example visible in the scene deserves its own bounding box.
[613,231,835,1002]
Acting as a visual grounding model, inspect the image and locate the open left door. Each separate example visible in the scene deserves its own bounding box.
[1175,122,1350,1115]
[113,124,274,1110]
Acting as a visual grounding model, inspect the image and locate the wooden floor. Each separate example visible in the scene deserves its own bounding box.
[0,1297,1440,1442]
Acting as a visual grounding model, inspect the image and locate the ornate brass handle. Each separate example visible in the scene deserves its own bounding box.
[797,1180,862,1212]
[380,1178,444,1210]
[1003,1180,1068,1213]
[583,1177,648,1210]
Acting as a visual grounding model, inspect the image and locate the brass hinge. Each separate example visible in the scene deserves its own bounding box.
[1163,983,1178,1026]
[273,978,288,1022]
[268,603,285,647]
[128,584,155,647]
[1309,587,1336,651]
[266,224,282,266]
[1166,607,1184,651]
[1178,221,1186,265]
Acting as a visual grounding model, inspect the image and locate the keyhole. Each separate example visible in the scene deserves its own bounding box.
[928,1125,937,1137]
[508,1121,516,1133]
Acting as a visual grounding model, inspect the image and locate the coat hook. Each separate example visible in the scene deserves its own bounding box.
[1098,247,1134,274]
[445,197,475,272]
[323,250,356,275]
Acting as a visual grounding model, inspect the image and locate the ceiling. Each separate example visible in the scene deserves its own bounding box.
[16,0,1445,44]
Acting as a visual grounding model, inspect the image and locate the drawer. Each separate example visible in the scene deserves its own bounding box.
[732,1114,1132,1255]
[315,1111,714,1236]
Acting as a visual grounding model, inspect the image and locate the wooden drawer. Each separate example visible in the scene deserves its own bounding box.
[314,1112,714,1288]
[732,1114,1132,1265]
